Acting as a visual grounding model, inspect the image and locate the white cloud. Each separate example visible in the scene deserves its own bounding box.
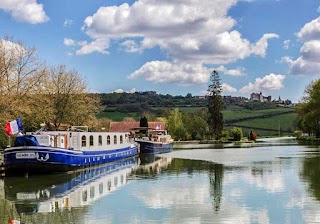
[251,33,279,57]
[283,40,290,50]
[112,88,136,93]
[76,38,110,55]
[284,17,320,75]
[128,61,210,85]
[120,40,140,53]
[0,39,26,59]
[297,17,320,41]
[239,74,285,93]
[64,19,73,28]
[64,38,76,46]
[69,0,277,65]
[216,65,246,76]
[0,0,49,24]
[222,83,237,93]
[112,89,124,93]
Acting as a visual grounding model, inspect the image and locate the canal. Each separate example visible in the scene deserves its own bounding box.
[1,138,320,223]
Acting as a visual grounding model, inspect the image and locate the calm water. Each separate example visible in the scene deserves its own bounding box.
[1,138,320,224]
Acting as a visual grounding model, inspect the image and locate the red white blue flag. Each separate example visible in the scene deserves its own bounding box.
[4,118,23,135]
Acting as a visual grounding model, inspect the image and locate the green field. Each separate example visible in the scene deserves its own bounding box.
[97,112,140,121]
[223,105,295,122]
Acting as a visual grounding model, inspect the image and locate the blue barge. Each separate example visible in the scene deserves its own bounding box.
[4,129,139,175]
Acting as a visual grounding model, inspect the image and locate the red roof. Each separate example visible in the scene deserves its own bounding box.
[109,121,166,132]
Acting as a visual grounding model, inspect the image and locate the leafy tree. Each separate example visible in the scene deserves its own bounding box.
[231,127,243,141]
[183,112,209,140]
[297,79,320,137]
[220,130,229,142]
[207,70,224,139]
[166,108,186,140]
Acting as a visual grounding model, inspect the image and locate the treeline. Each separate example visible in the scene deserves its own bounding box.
[99,92,289,114]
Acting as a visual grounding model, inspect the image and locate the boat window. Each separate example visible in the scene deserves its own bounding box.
[120,135,123,144]
[114,177,118,187]
[81,136,86,147]
[90,186,95,199]
[90,135,94,146]
[107,135,110,145]
[107,180,112,191]
[82,190,88,202]
[98,135,102,146]
[99,183,103,194]
[121,175,124,184]
[114,135,117,144]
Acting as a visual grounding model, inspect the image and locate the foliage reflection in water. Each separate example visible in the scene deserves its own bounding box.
[1,140,320,223]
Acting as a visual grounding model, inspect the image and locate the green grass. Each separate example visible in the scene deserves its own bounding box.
[97,112,140,121]
[227,113,297,137]
[223,105,295,122]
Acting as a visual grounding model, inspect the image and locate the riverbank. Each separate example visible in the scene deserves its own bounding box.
[174,140,223,144]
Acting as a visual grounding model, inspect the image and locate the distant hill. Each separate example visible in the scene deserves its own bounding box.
[98,92,293,114]
[97,92,297,137]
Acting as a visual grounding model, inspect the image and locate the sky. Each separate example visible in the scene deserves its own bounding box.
[1,0,320,102]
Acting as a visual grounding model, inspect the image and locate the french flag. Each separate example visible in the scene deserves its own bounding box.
[4,118,23,135]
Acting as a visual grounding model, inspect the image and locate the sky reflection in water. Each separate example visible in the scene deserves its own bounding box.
[2,138,320,224]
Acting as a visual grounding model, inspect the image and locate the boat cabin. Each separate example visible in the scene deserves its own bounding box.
[130,128,173,144]
[26,131,131,150]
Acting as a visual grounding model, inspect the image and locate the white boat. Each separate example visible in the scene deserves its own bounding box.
[4,126,139,175]
[131,128,174,154]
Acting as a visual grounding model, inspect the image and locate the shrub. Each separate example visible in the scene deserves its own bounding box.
[293,130,303,137]
[220,129,229,142]
[231,127,243,141]
[248,130,257,141]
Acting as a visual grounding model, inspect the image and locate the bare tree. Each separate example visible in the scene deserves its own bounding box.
[0,37,44,122]
[39,65,101,130]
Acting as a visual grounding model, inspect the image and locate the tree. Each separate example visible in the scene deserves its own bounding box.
[297,79,320,137]
[183,112,209,140]
[248,130,257,141]
[166,108,186,141]
[231,127,243,141]
[0,37,45,147]
[0,37,45,122]
[38,65,100,130]
[140,116,148,127]
[207,70,224,139]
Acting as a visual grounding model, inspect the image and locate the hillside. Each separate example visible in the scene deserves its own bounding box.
[97,92,297,137]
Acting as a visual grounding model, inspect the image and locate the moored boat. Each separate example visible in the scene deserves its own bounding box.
[131,127,174,154]
[4,127,139,175]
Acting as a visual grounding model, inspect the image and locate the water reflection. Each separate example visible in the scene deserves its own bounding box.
[2,141,320,223]
[3,157,139,223]
[301,156,320,201]
[132,154,173,178]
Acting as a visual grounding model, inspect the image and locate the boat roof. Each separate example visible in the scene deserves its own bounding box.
[130,127,167,132]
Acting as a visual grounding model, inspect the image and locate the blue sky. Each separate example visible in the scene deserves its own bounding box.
[1,0,320,102]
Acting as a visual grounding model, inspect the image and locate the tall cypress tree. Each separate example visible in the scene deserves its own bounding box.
[207,70,224,139]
